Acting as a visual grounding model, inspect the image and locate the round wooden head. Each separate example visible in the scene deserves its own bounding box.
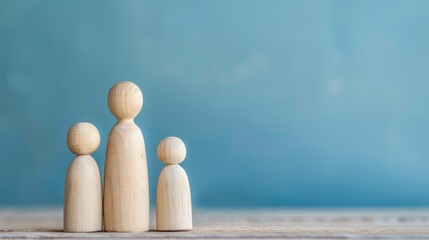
[108,81,143,120]
[157,136,187,165]
[67,122,100,155]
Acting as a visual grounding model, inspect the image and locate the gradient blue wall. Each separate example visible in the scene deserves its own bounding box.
[1,0,429,207]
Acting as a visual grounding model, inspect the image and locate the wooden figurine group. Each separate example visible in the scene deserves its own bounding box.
[64,81,192,233]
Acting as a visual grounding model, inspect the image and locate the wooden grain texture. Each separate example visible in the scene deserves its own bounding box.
[64,155,102,232]
[157,136,187,165]
[104,81,149,232]
[64,123,102,232]
[156,165,192,231]
[66,122,100,155]
[2,208,429,239]
[156,137,192,231]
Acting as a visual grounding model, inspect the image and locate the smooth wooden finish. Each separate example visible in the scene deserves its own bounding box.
[66,122,100,155]
[157,136,187,165]
[3,209,429,239]
[64,123,102,233]
[156,137,192,231]
[104,81,149,232]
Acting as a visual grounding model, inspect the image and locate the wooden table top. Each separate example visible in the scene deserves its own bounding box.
[1,208,429,239]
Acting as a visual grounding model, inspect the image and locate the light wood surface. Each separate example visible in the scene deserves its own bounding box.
[66,122,100,155]
[157,136,187,165]
[64,123,102,232]
[156,165,192,231]
[104,81,150,232]
[2,208,429,239]
[156,137,192,231]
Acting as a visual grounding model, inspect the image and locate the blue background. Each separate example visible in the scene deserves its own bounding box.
[1,0,429,207]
